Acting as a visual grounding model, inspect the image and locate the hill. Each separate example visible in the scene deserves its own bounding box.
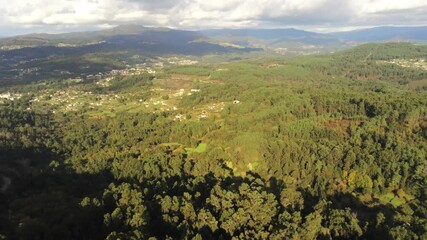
[330,26,427,42]
[201,28,344,54]
[0,25,259,86]
[1,25,426,87]
[202,26,427,54]
[0,24,261,52]
[0,25,207,48]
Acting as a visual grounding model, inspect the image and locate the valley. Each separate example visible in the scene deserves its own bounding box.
[0,33,426,239]
[0,0,426,236]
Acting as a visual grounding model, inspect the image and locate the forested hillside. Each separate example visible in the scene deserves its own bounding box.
[0,43,426,239]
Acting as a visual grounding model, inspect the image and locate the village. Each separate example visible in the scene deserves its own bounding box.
[29,84,234,121]
[0,52,213,122]
[380,58,427,70]
[0,51,199,86]
[0,92,22,102]
[15,65,239,123]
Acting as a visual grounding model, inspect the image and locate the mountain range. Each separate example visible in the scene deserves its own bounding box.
[201,26,427,53]
[1,25,425,55]
[1,25,427,49]
[0,25,256,54]
[0,25,426,86]
[0,25,259,86]
[330,26,427,42]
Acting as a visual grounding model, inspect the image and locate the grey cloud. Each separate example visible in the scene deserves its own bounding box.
[353,6,427,26]
[128,0,180,10]
[57,7,75,14]
[259,0,355,25]
[0,0,426,35]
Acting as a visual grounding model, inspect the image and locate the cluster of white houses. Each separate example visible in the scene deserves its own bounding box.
[0,92,22,101]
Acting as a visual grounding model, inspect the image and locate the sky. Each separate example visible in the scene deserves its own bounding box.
[0,0,427,36]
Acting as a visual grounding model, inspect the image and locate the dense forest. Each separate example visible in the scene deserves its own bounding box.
[0,43,426,239]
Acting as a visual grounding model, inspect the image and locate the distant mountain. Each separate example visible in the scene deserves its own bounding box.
[202,28,322,40]
[0,25,259,86]
[330,26,427,42]
[2,25,427,86]
[0,24,255,52]
[3,25,426,54]
[201,28,345,54]
[201,26,427,54]
[0,25,183,47]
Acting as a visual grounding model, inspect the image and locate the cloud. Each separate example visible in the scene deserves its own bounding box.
[0,0,426,35]
[355,0,427,14]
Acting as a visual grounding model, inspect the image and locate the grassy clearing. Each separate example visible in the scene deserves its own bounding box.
[390,197,405,207]
[407,79,427,89]
[166,66,211,76]
[377,192,409,207]
[185,143,208,155]
[194,143,207,153]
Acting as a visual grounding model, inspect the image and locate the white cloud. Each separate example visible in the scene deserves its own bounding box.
[0,0,426,35]
[355,0,427,13]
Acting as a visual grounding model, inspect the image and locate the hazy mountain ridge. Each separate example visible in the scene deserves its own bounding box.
[0,25,207,48]
[200,26,427,54]
[330,26,427,42]
[2,25,427,50]
[201,28,342,53]
[0,25,260,59]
